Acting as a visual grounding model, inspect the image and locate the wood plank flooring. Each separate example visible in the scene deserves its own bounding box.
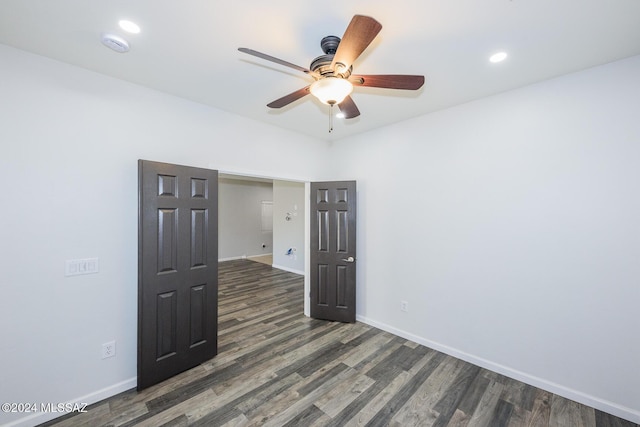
[41,260,638,427]
[247,254,272,266]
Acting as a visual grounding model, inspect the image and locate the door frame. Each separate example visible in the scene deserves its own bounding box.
[214,168,313,317]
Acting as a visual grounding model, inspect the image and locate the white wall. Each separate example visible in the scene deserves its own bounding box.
[0,44,329,427]
[330,55,640,423]
[272,180,306,274]
[218,178,273,260]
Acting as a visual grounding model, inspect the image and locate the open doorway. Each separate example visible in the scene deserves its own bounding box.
[218,173,308,309]
[218,174,305,275]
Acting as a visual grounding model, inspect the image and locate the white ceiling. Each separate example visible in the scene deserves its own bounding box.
[2,0,640,141]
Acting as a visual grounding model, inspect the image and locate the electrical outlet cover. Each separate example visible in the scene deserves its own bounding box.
[102,341,116,359]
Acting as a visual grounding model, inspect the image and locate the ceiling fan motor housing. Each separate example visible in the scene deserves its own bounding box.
[321,35,340,54]
[310,36,352,78]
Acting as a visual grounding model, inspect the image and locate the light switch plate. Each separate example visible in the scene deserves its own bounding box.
[65,258,99,276]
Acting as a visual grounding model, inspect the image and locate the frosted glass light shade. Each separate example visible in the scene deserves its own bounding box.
[310,77,353,105]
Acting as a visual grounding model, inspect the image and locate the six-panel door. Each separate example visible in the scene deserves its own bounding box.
[138,160,218,390]
[310,181,357,323]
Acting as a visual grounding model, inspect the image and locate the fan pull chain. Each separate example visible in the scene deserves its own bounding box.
[329,104,334,133]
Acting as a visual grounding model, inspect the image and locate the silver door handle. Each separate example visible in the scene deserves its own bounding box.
[341,256,355,263]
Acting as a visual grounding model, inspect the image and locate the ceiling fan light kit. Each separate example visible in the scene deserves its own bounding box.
[309,77,353,105]
[238,14,425,131]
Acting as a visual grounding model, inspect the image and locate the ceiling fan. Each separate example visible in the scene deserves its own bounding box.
[238,15,425,127]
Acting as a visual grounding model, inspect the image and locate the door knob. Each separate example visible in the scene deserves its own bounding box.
[341,256,355,263]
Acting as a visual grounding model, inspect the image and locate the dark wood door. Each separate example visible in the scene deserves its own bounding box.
[310,181,357,323]
[138,160,218,390]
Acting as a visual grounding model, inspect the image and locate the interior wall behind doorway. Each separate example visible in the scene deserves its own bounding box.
[273,180,305,275]
[218,177,273,260]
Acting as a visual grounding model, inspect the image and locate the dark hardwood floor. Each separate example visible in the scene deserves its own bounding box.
[41,259,638,427]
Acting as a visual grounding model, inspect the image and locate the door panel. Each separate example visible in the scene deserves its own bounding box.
[156,291,177,359]
[138,160,218,390]
[190,209,207,267]
[310,181,356,323]
[157,208,178,273]
[336,210,349,252]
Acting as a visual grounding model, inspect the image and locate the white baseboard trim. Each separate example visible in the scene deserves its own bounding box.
[247,253,272,259]
[5,377,137,427]
[218,255,245,262]
[271,264,304,276]
[219,254,273,263]
[356,315,640,425]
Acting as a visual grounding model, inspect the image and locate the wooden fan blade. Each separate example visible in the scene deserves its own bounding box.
[338,95,360,119]
[238,48,321,79]
[331,15,382,75]
[267,86,311,109]
[351,74,425,90]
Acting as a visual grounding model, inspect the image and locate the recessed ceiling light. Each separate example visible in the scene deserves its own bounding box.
[336,112,346,119]
[119,20,141,34]
[489,51,508,63]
